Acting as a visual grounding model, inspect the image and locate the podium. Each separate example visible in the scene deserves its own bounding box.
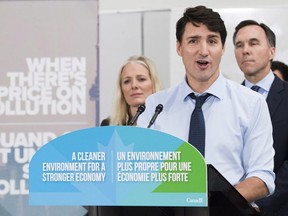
[29,126,260,216]
[92,164,260,216]
[207,164,260,216]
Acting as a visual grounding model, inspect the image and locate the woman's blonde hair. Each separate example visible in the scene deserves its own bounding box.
[110,55,161,125]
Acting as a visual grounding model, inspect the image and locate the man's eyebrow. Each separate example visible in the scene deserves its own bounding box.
[235,41,242,46]
[249,38,260,42]
[207,34,220,39]
[186,35,200,40]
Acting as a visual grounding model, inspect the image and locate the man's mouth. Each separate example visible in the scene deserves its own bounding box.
[242,59,254,64]
[197,60,209,68]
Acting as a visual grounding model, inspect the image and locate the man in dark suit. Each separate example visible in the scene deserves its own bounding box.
[233,20,288,216]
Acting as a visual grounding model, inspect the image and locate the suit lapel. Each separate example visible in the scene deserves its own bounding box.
[242,76,284,118]
[266,76,284,117]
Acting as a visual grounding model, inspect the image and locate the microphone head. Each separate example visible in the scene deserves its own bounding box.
[155,104,163,112]
[137,104,146,113]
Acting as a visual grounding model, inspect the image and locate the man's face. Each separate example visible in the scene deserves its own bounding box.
[234,25,275,80]
[176,22,224,91]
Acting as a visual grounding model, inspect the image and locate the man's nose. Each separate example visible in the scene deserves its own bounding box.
[199,42,208,56]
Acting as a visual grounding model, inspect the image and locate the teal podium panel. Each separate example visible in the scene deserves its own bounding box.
[29,126,207,206]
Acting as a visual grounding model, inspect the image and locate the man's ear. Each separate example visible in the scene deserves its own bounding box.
[176,41,182,56]
[269,47,275,61]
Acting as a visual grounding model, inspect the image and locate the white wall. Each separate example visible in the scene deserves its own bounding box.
[99,0,288,11]
[98,1,288,123]
[99,10,172,122]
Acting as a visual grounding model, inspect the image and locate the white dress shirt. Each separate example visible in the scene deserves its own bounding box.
[244,70,275,98]
[138,73,275,195]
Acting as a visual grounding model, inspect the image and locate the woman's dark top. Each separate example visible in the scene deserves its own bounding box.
[100,118,110,126]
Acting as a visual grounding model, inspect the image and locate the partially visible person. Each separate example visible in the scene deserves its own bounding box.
[100,55,161,126]
[233,19,288,215]
[271,60,288,81]
[138,6,275,205]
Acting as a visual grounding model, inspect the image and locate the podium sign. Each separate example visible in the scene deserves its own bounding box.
[29,126,207,206]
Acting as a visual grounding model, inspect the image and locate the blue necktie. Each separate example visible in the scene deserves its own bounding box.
[251,85,260,92]
[188,93,210,156]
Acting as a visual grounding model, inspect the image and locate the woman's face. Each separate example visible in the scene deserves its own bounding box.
[121,62,153,108]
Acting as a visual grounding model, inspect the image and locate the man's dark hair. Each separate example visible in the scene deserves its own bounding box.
[176,5,227,46]
[233,20,276,48]
[271,61,288,81]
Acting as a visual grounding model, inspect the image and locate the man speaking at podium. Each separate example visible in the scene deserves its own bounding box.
[137,5,275,205]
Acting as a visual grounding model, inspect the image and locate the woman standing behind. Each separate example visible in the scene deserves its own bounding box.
[101,55,161,126]
[94,56,162,216]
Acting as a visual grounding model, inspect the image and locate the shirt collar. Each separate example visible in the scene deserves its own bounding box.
[244,71,275,92]
[182,73,224,101]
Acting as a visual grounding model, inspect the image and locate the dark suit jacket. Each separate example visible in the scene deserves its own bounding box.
[244,75,288,215]
[266,76,288,172]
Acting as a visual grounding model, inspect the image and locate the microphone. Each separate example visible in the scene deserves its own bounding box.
[147,104,163,128]
[128,104,146,125]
